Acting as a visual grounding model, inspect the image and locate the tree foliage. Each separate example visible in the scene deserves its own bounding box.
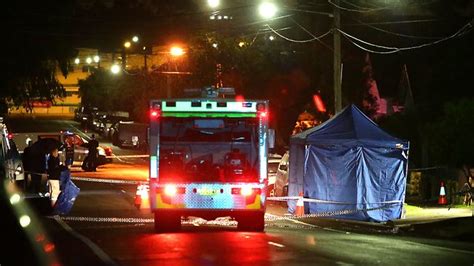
[3,2,77,112]
[425,99,474,173]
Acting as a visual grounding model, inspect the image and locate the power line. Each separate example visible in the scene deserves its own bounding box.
[329,0,440,13]
[284,7,333,17]
[328,0,390,13]
[289,17,334,51]
[349,18,442,39]
[266,24,332,44]
[338,20,473,54]
[343,18,445,26]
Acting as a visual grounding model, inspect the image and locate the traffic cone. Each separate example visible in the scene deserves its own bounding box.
[134,185,142,209]
[295,192,305,216]
[134,184,150,210]
[438,181,447,205]
[140,185,150,209]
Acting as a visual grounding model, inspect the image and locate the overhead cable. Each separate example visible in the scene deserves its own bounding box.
[328,0,389,13]
[350,18,442,39]
[265,24,332,43]
[338,20,473,54]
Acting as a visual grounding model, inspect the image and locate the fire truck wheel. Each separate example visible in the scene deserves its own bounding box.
[154,212,181,233]
[237,212,265,232]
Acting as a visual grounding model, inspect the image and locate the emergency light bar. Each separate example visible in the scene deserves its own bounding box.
[156,100,261,113]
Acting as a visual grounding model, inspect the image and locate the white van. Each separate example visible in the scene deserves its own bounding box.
[267,153,282,196]
[274,151,289,196]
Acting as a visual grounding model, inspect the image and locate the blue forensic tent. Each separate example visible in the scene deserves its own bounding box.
[288,104,409,222]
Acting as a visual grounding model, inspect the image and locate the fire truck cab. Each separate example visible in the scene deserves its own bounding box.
[148,89,270,232]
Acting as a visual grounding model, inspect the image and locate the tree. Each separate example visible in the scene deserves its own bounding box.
[3,2,77,111]
[426,99,474,179]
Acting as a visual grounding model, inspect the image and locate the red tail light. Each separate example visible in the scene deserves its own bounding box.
[159,185,185,196]
[150,109,160,118]
[258,111,268,118]
[231,187,261,196]
[241,186,253,196]
[164,185,177,196]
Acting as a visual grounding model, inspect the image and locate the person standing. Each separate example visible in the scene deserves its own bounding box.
[47,147,62,206]
[22,140,33,191]
[87,134,99,171]
[461,176,473,206]
[64,136,75,168]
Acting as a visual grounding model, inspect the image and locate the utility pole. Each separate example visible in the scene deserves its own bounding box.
[333,0,342,113]
[121,48,127,70]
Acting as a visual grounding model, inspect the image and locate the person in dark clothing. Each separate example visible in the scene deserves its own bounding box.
[64,136,75,167]
[85,134,99,171]
[25,141,46,194]
[21,140,33,190]
[47,148,67,206]
[47,148,62,180]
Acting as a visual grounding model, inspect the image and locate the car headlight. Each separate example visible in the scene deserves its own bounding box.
[98,148,106,156]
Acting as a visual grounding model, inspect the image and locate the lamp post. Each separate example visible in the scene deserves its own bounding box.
[167,45,185,98]
[122,41,131,69]
[258,2,342,113]
[333,0,342,113]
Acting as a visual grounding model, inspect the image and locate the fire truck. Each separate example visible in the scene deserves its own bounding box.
[148,88,270,232]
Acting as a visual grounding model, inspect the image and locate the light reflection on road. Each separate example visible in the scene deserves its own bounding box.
[110,231,274,266]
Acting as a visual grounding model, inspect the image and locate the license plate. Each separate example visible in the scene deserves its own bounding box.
[197,188,219,196]
[132,136,138,143]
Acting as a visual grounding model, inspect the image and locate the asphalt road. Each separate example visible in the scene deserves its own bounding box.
[5,117,474,266]
[40,181,474,266]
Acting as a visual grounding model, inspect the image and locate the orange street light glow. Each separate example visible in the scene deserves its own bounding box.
[170,46,185,57]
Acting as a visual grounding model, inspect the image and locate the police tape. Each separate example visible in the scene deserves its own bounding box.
[52,216,154,223]
[70,176,143,185]
[50,202,398,226]
[105,154,149,159]
[263,202,401,221]
[267,196,402,205]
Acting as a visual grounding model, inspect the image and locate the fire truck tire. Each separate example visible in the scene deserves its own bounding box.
[237,212,265,232]
[154,212,181,233]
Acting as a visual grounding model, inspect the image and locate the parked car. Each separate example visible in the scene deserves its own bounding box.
[74,106,98,122]
[267,153,282,196]
[112,121,148,149]
[14,131,113,166]
[274,151,289,197]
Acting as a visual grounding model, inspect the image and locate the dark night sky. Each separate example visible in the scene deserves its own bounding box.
[5,0,474,104]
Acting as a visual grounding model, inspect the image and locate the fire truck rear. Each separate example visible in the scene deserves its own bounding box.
[148,93,269,232]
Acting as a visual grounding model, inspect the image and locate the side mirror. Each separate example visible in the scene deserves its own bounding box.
[268,129,275,149]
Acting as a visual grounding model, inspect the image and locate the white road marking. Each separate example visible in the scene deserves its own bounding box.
[268,241,285,248]
[53,216,117,265]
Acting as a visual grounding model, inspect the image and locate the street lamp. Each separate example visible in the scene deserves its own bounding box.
[124,41,131,48]
[167,45,185,98]
[207,0,219,9]
[93,55,100,63]
[258,2,277,19]
[86,57,92,64]
[132,36,139,43]
[74,58,80,64]
[170,46,185,57]
[111,64,121,74]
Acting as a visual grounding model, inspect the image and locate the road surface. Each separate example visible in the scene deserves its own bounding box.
[4,117,474,265]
